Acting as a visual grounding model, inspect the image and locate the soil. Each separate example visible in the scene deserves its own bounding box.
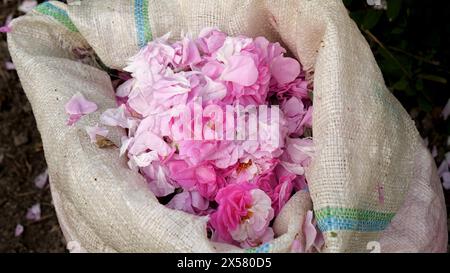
[0,0,66,253]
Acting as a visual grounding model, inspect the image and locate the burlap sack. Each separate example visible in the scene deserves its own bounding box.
[7,0,447,252]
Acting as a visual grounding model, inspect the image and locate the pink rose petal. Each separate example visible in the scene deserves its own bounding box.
[0,26,11,33]
[431,145,438,158]
[26,203,41,221]
[129,131,172,157]
[191,191,209,211]
[221,55,258,86]
[181,37,202,66]
[116,79,135,97]
[145,164,176,197]
[442,171,450,190]
[167,191,194,214]
[18,0,37,13]
[442,98,450,120]
[85,125,109,143]
[303,210,317,252]
[4,61,15,70]
[14,224,24,237]
[65,92,98,125]
[437,159,449,177]
[34,168,48,189]
[290,238,302,253]
[271,56,301,85]
[0,14,13,33]
[100,105,129,128]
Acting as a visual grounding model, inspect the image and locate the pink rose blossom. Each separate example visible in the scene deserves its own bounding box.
[210,183,274,246]
[210,183,256,242]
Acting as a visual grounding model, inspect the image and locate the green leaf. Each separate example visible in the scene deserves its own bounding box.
[418,74,447,84]
[417,97,433,113]
[350,10,366,26]
[391,27,404,34]
[362,10,383,30]
[387,0,402,21]
[392,78,408,91]
[415,79,424,91]
[378,48,403,78]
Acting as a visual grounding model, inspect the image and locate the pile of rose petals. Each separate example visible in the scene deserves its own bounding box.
[66,28,321,250]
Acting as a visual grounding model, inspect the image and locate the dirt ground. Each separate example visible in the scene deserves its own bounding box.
[0,0,448,252]
[0,0,66,252]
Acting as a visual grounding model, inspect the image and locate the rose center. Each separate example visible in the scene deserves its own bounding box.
[237,160,253,173]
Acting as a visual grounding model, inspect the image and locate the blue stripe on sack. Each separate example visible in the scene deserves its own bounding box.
[134,0,151,48]
[317,217,391,232]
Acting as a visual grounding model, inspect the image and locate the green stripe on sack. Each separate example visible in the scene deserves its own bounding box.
[134,0,152,47]
[315,207,395,221]
[34,2,78,32]
[315,207,395,232]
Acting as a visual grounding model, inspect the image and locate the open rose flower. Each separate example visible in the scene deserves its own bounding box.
[210,183,274,247]
[166,159,225,200]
